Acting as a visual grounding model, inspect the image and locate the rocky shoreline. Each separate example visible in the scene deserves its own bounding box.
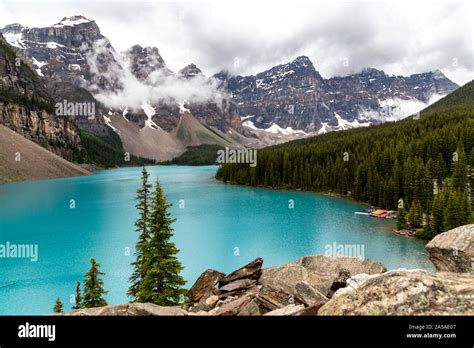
[62,224,473,316]
[392,228,417,238]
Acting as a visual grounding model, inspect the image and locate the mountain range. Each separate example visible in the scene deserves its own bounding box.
[0,15,460,168]
[217,58,457,133]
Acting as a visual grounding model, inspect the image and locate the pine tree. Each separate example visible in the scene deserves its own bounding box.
[128,167,152,300]
[444,191,460,231]
[434,152,446,182]
[408,199,423,228]
[136,178,186,305]
[53,297,64,313]
[396,206,408,230]
[431,192,445,236]
[458,190,471,225]
[452,146,467,191]
[72,281,82,310]
[82,258,108,308]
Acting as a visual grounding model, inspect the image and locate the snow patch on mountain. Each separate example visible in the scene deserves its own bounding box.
[240,115,254,121]
[53,17,92,28]
[122,107,129,121]
[334,113,371,130]
[141,102,160,129]
[45,42,64,49]
[2,31,25,48]
[31,57,47,76]
[103,115,120,134]
[265,123,306,135]
[317,122,331,135]
[242,120,307,136]
[179,102,190,114]
[242,120,259,130]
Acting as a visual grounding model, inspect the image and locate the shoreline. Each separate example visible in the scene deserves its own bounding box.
[215,178,422,240]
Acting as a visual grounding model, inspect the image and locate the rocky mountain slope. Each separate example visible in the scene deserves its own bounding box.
[60,224,474,316]
[0,124,90,183]
[216,56,458,133]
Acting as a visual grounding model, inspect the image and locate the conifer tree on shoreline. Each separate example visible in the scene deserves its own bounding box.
[136,177,186,305]
[128,167,152,300]
[128,167,186,305]
[72,281,82,310]
[53,297,64,313]
[82,258,108,308]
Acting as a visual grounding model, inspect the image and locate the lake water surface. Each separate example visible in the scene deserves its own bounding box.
[0,165,434,314]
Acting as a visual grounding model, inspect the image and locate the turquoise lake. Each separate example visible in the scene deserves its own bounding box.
[0,165,434,315]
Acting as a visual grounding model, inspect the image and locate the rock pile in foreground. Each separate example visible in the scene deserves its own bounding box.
[63,224,474,316]
[183,255,386,316]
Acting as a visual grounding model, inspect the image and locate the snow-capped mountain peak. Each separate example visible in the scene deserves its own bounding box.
[53,15,93,28]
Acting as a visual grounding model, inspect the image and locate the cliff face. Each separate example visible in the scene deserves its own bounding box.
[0,33,81,160]
[0,104,81,160]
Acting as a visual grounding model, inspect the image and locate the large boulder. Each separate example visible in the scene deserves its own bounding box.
[62,303,188,316]
[256,284,303,311]
[327,268,352,298]
[213,295,256,316]
[189,291,220,313]
[297,255,387,277]
[219,279,257,292]
[426,224,474,272]
[236,299,261,316]
[187,269,225,302]
[259,263,333,296]
[318,269,474,315]
[331,273,379,298]
[219,258,263,287]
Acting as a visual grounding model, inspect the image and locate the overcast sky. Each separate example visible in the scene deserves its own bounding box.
[1,0,472,85]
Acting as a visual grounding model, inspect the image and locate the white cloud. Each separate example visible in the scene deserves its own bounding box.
[85,39,223,110]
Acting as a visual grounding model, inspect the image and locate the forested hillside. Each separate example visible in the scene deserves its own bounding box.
[78,128,155,168]
[162,144,224,166]
[217,81,474,238]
